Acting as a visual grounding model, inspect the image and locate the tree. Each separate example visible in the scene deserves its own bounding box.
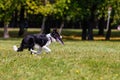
[0,0,15,38]
[53,0,70,33]
[78,0,100,40]
[18,5,26,36]
[77,0,120,40]
[0,0,27,38]
[26,0,54,34]
[53,0,81,33]
[15,0,28,36]
[97,0,119,40]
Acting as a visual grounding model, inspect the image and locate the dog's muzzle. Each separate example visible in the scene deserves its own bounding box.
[56,36,64,45]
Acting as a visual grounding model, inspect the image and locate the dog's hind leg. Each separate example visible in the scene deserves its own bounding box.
[13,45,23,52]
[17,43,24,52]
[13,39,26,52]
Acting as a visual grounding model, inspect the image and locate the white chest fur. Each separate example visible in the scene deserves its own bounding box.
[46,34,56,42]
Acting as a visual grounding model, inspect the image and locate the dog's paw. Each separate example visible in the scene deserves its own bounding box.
[13,45,18,51]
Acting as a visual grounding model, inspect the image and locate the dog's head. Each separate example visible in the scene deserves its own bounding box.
[51,29,64,45]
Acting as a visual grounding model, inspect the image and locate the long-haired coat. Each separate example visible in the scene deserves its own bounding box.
[13,29,64,54]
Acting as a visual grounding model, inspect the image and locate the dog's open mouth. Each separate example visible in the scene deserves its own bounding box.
[56,37,64,45]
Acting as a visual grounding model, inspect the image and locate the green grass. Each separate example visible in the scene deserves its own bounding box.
[0,39,120,80]
[0,28,120,80]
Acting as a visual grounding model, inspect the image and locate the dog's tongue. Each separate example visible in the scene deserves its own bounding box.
[57,38,64,45]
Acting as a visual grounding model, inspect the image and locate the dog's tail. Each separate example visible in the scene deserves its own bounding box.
[13,45,18,52]
[13,45,23,52]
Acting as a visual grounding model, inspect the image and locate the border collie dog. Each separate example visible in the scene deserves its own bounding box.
[13,29,64,54]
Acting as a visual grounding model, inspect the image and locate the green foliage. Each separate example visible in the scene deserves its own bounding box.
[26,0,54,16]
[0,0,25,23]
[53,0,82,22]
[0,0,13,22]
[0,0,120,25]
[53,0,69,17]
[97,0,120,24]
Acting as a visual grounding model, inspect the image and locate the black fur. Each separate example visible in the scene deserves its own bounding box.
[14,29,64,54]
[17,34,49,52]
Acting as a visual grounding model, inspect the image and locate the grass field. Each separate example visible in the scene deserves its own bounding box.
[0,28,120,80]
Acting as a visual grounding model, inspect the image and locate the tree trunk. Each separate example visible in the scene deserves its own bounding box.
[98,17,105,35]
[41,16,50,34]
[98,26,104,35]
[105,8,114,40]
[105,10,114,40]
[4,23,10,38]
[14,10,18,27]
[41,0,51,34]
[82,20,87,40]
[10,10,18,27]
[87,4,97,40]
[105,25,111,40]
[18,5,25,36]
[87,20,94,40]
[41,16,46,34]
[59,21,64,34]
[88,25,93,40]
[82,19,94,40]
[82,27,87,40]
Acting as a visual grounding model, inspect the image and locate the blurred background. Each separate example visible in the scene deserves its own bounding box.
[0,0,120,40]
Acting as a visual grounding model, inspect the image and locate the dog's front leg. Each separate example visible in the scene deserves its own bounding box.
[30,48,42,54]
[42,46,51,53]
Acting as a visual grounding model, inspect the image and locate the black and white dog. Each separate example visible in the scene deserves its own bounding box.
[13,29,64,54]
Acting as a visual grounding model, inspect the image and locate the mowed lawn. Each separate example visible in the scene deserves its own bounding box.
[0,29,120,80]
